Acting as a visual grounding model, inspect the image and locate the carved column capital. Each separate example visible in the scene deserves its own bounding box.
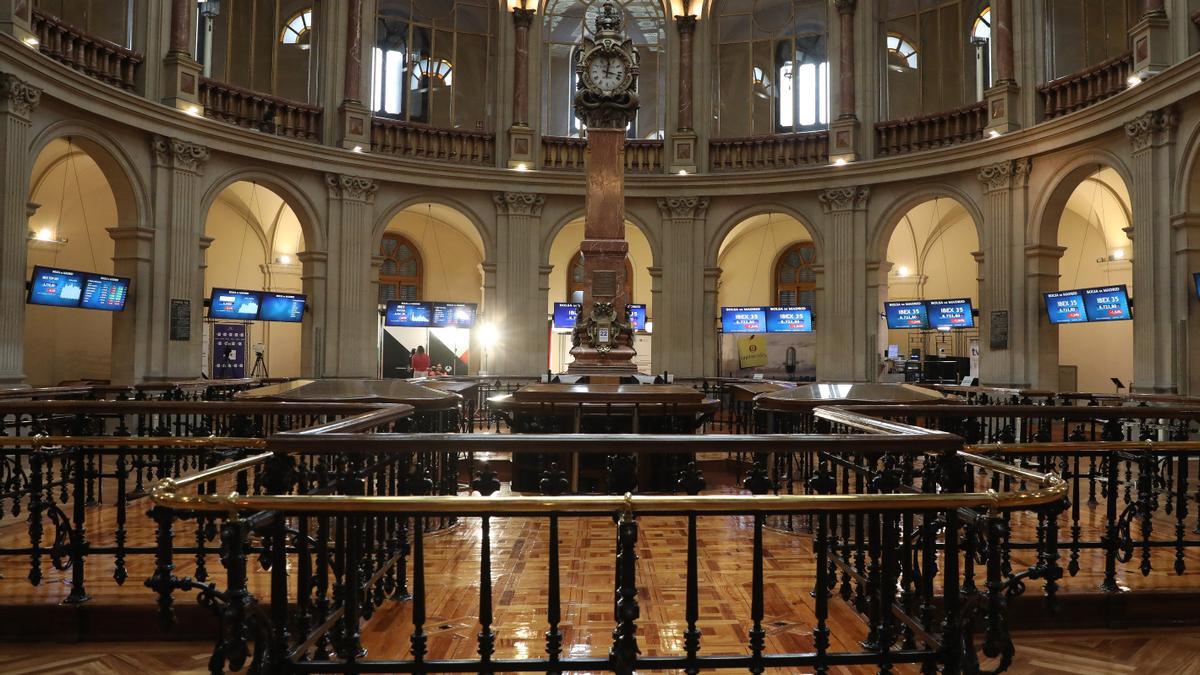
[656,196,709,220]
[977,158,1032,193]
[819,186,869,213]
[512,7,536,29]
[493,191,545,216]
[324,174,378,202]
[1125,106,1179,153]
[674,14,697,33]
[0,73,42,118]
[834,0,857,15]
[151,135,210,173]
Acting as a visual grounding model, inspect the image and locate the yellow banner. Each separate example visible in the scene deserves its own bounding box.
[737,335,768,369]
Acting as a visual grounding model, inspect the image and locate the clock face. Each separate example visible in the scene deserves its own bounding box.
[587,55,626,94]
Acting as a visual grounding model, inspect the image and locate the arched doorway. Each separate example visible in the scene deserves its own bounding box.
[202,181,308,379]
[715,212,818,380]
[882,197,981,383]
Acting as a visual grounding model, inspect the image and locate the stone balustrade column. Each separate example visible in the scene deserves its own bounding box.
[493,192,546,375]
[0,73,40,384]
[977,158,1032,386]
[828,0,859,161]
[992,0,1014,84]
[656,197,709,377]
[508,8,537,168]
[338,0,372,149]
[1125,107,1180,392]
[146,135,209,380]
[1143,0,1165,15]
[675,15,696,131]
[168,0,190,55]
[1130,0,1170,76]
[0,0,37,44]
[162,0,201,109]
[818,187,871,381]
[325,174,379,377]
[983,0,1020,135]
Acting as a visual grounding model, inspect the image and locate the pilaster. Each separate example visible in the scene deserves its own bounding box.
[655,196,708,376]
[1172,213,1200,394]
[1025,243,1067,390]
[1125,106,1179,392]
[0,72,40,384]
[108,226,155,385]
[493,191,546,375]
[818,186,871,382]
[298,250,328,378]
[977,158,1032,386]
[702,266,720,377]
[324,174,378,378]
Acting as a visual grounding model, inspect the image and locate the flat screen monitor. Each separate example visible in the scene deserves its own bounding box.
[80,273,130,311]
[552,302,580,330]
[28,266,85,307]
[766,306,813,333]
[208,288,263,320]
[926,298,975,329]
[259,292,306,323]
[884,301,928,329]
[1081,285,1131,322]
[1194,272,1200,299]
[626,304,646,331]
[384,301,432,327]
[1044,289,1087,324]
[432,302,477,328]
[721,306,767,333]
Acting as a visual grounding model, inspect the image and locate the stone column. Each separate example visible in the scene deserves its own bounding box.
[992,0,1014,83]
[298,250,328,377]
[1126,107,1179,392]
[977,158,1032,386]
[1024,244,1066,390]
[866,260,892,378]
[492,192,546,375]
[1173,213,1200,394]
[0,73,40,385]
[108,226,156,384]
[162,0,202,110]
[324,174,379,377]
[507,8,537,168]
[669,16,698,174]
[147,135,209,380]
[656,197,709,376]
[338,0,372,150]
[983,0,1020,134]
[818,186,871,381]
[702,266,720,376]
[1130,0,1171,77]
[828,0,859,162]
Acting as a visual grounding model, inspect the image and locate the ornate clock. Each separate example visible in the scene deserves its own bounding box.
[574,2,640,129]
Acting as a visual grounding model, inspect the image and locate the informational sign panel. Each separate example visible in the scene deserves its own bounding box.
[211,323,247,379]
[259,292,306,323]
[721,306,767,333]
[884,301,928,329]
[990,310,1009,349]
[170,299,192,341]
[1081,285,1131,322]
[553,302,580,330]
[765,306,813,333]
[737,334,768,368]
[208,288,262,320]
[1044,290,1087,324]
[926,298,975,329]
[626,304,647,331]
[384,301,432,327]
[80,274,130,311]
[432,302,477,328]
[28,266,84,307]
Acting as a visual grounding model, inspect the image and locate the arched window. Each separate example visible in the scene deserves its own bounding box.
[379,233,423,303]
[280,9,312,47]
[713,0,828,137]
[567,252,634,303]
[885,33,918,69]
[371,1,496,129]
[774,242,817,307]
[543,0,666,139]
[971,7,992,96]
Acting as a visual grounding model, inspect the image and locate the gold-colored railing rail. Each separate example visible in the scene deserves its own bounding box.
[0,436,268,450]
[966,440,1200,455]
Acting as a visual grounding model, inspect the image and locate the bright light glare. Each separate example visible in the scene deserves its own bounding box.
[897,266,910,277]
[479,323,501,348]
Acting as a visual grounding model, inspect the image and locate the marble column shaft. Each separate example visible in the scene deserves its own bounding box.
[977,158,1032,387]
[675,15,696,131]
[325,174,378,377]
[835,0,856,118]
[343,0,364,103]
[493,191,546,375]
[818,186,871,381]
[169,0,190,55]
[0,73,40,384]
[512,9,534,127]
[993,0,1015,83]
[656,197,708,376]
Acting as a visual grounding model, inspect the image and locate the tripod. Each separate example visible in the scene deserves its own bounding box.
[250,350,268,378]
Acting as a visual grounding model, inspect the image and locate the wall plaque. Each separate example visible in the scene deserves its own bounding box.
[170,298,192,341]
[593,270,617,298]
[990,310,1009,350]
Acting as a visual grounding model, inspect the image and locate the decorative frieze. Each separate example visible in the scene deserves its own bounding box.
[150,135,209,173]
[656,196,709,220]
[818,186,869,213]
[0,72,42,118]
[493,191,545,216]
[325,174,378,202]
[1125,106,1178,153]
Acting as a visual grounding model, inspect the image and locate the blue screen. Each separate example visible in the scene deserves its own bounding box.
[721,307,767,333]
[553,303,580,330]
[626,304,646,331]
[1044,290,1087,324]
[766,306,812,333]
[884,301,928,329]
[209,289,263,319]
[432,302,476,328]
[926,298,974,329]
[384,301,432,327]
[28,266,85,307]
[80,273,129,311]
[1081,285,1131,322]
[1194,272,1200,299]
[259,292,306,322]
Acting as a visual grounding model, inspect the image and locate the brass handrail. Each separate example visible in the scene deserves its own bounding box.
[0,436,268,449]
[966,440,1200,455]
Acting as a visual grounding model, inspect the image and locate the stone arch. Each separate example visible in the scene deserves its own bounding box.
[199,168,325,252]
[28,121,147,232]
[372,194,492,262]
[541,207,660,268]
[869,184,985,263]
[707,202,823,269]
[1173,116,1200,215]
[1030,149,1135,247]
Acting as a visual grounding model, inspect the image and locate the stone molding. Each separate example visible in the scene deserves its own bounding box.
[0,72,41,117]
[493,191,545,216]
[151,135,209,173]
[674,15,697,33]
[325,173,378,202]
[818,186,869,213]
[656,196,709,219]
[834,0,856,15]
[977,158,1032,193]
[1125,106,1179,153]
[511,7,535,29]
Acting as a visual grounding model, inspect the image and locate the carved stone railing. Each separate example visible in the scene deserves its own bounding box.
[30,8,142,91]
[199,77,322,141]
[709,130,829,171]
[625,139,664,173]
[1037,51,1133,120]
[371,118,495,166]
[874,101,987,157]
[541,136,665,173]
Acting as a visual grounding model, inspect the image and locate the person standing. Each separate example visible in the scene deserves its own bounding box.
[410,345,430,376]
